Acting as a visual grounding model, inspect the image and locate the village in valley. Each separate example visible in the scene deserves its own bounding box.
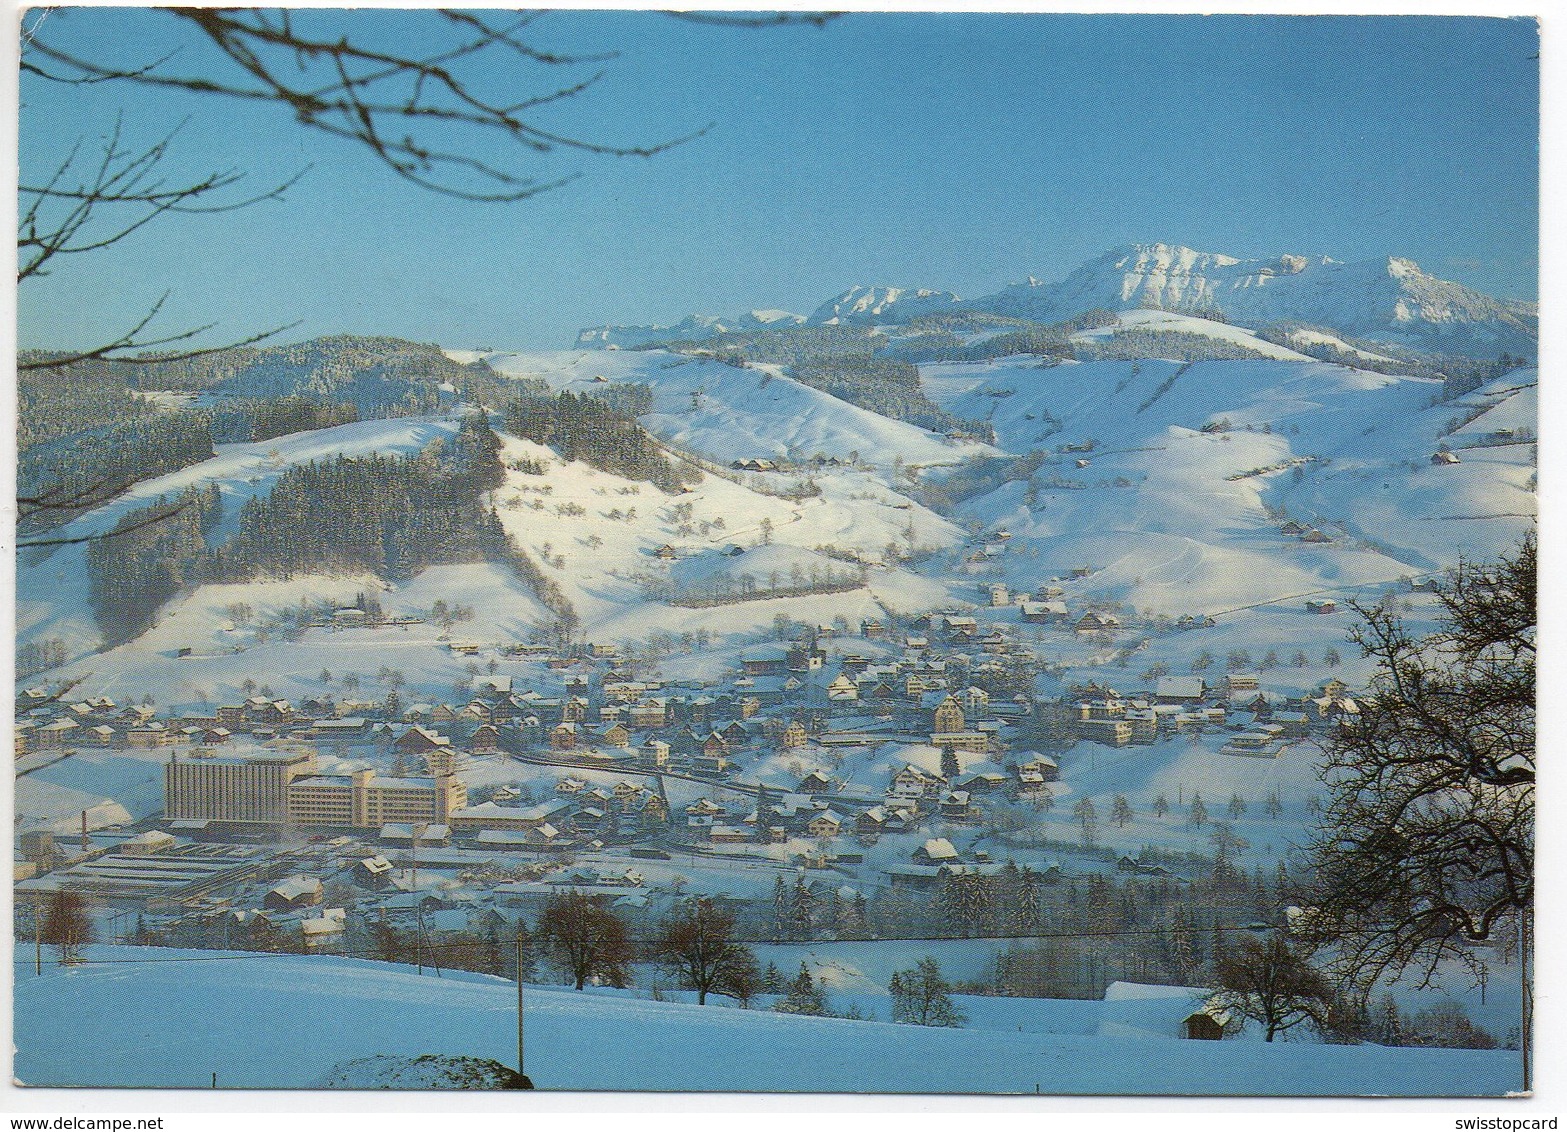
[11,521,1447,986]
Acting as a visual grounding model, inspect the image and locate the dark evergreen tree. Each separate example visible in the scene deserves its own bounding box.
[84,485,222,642]
[773,963,828,1016]
[789,877,816,941]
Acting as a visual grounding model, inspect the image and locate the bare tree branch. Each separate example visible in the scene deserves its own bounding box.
[23,8,743,202]
[19,115,304,283]
[16,290,298,371]
[666,12,841,29]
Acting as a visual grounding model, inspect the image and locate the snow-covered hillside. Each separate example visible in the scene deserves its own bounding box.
[1069,307,1316,361]
[920,333,1535,614]
[15,946,1523,1094]
[22,563,558,720]
[17,360,981,706]
[17,416,463,663]
[489,432,966,643]
[465,347,993,468]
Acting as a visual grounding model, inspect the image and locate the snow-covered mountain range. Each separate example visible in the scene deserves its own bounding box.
[807,284,963,326]
[982,244,1537,353]
[575,308,803,349]
[577,242,1537,357]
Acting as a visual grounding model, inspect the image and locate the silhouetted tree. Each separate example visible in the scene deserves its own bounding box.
[654,897,759,1005]
[41,890,95,964]
[1213,935,1331,1042]
[1301,536,1533,1004]
[889,956,965,1027]
[536,892,632,990]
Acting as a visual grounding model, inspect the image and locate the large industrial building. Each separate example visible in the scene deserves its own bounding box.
[164,746,465,829]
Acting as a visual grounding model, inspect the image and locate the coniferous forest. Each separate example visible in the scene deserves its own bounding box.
[85,485,223,644]
[503,390,694,492]
[20,414,217,537]
[82,414,574,641]
[17,354,155,450]
[215,413,508,579]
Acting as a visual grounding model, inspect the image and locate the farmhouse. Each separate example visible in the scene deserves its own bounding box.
[265,875,323,910]
[805,811,843,839]
[1020,600,1068,624]
[912,837,960,864]
[1074,611,1121,635]
[394,726,451,757]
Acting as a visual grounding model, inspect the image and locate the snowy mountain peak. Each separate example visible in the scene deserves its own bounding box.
[1106,242,1241,272]
[573,308,803,350]
[744,308,806,327]
[975,243,1535,355]
[807,285,963,326]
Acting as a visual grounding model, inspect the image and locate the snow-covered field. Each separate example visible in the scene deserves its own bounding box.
[917,318,1533,618]
[468,348,993,468]
[15,748,168,833]
[490,432,964,643]
[14,946,1523,1094]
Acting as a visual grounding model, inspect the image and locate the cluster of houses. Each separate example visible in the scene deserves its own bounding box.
[20,607,1372,929]
[673,741,1062,856]
[18,621,1045,858]
[448,777,670,852]
[14,695,195,755]
[1066,674,1361,753]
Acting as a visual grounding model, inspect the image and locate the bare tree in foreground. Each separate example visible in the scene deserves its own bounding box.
[1300,535,1533,1073]
[536,892,632,991]
[889,956,965,1027]
[1212,935,1329,1042]
[654,897,760,1005]
[41,890,95,965]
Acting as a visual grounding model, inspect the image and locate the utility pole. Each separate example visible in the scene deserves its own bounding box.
[515,934,534,1089]
[1521,905,1532,1093]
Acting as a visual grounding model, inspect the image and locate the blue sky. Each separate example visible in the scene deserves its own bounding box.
[18,10,1539,351]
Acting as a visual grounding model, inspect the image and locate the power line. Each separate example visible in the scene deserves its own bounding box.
[1202,575,1438,621]
[15,920,1285,967]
